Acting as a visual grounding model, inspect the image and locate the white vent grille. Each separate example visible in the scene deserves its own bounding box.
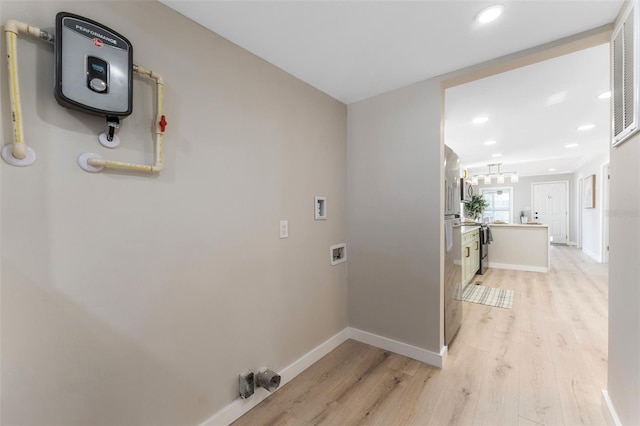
[613,30,624,136]
[624,11,635,129]
[613,1,639,146]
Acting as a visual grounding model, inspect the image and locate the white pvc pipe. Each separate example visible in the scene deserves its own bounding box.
[134,64,165,173]
[5,29,26,160]
[85,64,165,174]
[3,19,166,174]
[5,22,34,160]
[3,20,54,166]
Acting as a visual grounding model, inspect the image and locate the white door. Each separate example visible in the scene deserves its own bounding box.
[533,182,568,244]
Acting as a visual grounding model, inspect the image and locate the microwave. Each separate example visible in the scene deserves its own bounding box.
[461,178,474,202]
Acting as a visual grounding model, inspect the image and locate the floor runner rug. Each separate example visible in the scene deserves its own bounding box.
[461,284,514,309]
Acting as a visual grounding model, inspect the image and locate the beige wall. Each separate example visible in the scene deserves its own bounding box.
[573,153,609,261]
[347,79,444,351]
[608,133,640,425]
[606,6,640,422]
[0,1,347,425]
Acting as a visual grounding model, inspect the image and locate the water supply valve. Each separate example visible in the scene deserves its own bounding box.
[159,115,167,132]
[98,116,120,148]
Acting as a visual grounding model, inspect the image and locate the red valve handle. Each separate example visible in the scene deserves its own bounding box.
[159,115,168,132]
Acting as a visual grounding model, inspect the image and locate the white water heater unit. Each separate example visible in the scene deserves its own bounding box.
[54,12,133,117]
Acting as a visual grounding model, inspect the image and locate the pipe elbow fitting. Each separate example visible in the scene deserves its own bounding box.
[5,20,41,39]
[151,164,164,173]
[4,20,22,34]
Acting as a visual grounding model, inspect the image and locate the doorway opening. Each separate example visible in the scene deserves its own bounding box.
[441,31,611,411]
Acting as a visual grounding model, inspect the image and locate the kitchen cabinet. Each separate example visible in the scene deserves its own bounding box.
[461,227,480,286]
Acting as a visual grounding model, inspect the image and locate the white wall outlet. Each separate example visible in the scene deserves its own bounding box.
[315,196,327,220]
[330,243,347,265]
[280,220,289,238]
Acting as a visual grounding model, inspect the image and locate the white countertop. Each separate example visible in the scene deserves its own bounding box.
[489,223,549,228]
[460,225,480,234]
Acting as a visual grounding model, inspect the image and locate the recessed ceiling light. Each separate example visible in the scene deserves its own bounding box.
[472,116,489,124]
[598,91,611,99]
[476,5,504,24]
[492,153,502,157]
[549,168,556,172]
[577,124,595,131]
[484,140,497,145]
[566,143,579,148]
[547,91,568,106]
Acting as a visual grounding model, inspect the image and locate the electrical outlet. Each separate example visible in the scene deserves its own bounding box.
[239,371,254,399]
[280,220,289,238]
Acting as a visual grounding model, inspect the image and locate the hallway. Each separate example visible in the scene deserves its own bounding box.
[234,246,609,425]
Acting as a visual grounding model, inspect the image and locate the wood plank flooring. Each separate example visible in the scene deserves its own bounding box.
[233,246,608,425]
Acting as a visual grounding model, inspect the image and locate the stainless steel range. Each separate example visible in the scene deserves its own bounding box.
[478,224,490,275]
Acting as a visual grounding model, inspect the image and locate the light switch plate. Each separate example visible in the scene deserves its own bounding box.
[280,220,289,238]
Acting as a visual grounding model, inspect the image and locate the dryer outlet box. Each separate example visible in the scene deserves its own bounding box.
[239,371,254,399]
[54,12,133,117]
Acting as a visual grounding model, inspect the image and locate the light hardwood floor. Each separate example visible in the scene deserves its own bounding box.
[234,246,608,425]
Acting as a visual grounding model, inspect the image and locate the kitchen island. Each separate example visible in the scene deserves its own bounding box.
[488,223,550,273]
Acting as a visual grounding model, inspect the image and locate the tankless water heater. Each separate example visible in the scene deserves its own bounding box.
[54,12,133,118]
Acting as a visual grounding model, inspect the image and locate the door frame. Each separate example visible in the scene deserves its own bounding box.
[440,28,610,364]
[531,180,570,244]
[602,163,610,263]
[577,177,583,248]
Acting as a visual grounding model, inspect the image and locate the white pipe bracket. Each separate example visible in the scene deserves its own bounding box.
[98,132,120,149]
[78,152,104,173]
[1,143,36,166]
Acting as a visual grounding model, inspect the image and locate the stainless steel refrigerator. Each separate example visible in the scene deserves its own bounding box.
[444,145,463,346]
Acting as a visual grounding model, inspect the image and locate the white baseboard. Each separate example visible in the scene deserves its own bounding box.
[199,327,445,425]
[582,247,602,263]
[489,262,548,273]
[199,329,349,426]
[601,389,622,426]
[347,327,446,368]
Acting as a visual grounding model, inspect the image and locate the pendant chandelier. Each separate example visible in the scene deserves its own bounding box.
[471,163,518,185]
